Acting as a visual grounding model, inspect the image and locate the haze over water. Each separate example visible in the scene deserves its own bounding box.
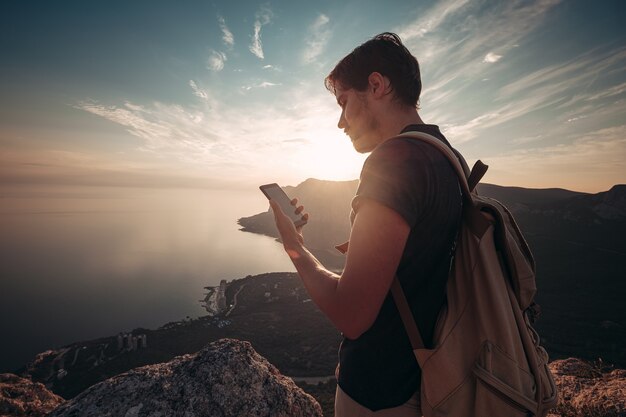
[0,186,295,372]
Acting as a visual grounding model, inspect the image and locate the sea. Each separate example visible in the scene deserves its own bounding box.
[0,185,296,372]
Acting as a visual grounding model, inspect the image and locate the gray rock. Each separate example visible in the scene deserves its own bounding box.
[0,373,65,417]
[49,338,323,417]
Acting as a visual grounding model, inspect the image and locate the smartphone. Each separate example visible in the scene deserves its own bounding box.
[259,183,308,228]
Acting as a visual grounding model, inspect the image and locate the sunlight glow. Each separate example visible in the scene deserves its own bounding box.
[282,115,366,183]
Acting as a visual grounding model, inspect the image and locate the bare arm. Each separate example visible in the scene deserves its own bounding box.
[270,197,410,339]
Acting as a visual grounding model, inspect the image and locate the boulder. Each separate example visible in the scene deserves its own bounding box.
[48,338,322,417]
[550,358,625,416]
[0,373,65,417]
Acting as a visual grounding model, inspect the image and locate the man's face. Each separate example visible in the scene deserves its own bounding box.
[334,85,379,153]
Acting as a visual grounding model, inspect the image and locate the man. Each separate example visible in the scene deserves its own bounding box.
[270,33,462,416]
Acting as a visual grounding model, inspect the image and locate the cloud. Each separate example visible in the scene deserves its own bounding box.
[218,15,234,47]
[397,0,472,40]
[189,80,208,100]
[585,81,626,101]
[483,52,502,63]
[302,14,331,64]
[567,115,587,123]
[444,112,502,143]
[73,81,365,185]
[497,47,626,115]
[394,0,626,163]
[207,50,227,71]
[258,81,279,88]
[249,5,273,59]
[402,0,563,103]
[240,81,282,92]
[263,64,281,71]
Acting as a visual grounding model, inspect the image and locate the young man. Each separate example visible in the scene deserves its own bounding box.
[270,33,462,416]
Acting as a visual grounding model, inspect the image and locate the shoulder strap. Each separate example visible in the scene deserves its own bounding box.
[390,131,488,352]
[396,131,485,196]
[391,277,425,349]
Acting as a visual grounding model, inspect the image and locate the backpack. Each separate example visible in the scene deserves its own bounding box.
[389,131,559,417]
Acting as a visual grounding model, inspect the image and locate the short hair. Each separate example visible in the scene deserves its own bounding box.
[325,32,421,108]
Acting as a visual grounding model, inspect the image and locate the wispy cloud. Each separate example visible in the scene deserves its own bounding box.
[397,0,471,40]
[218,15,234,47]
[483,52,502,63]
[394,0,624,166]
[189,80,208,100]
[262,64,281,71]
[207,50,227,71]
[74,82,365,184]
[241,81,282,92]
[585,81,626,102]
[403,0,563,103]
[302,14,331,64]
[496,47,626,123]
[249,5,273,59]
[498,47,626,100]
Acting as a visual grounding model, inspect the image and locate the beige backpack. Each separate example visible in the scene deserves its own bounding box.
[390,131,559,417]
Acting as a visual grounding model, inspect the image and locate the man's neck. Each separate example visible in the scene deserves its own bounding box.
[377,107,425,144]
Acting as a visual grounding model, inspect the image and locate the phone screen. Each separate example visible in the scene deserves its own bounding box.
[259,183,307,227]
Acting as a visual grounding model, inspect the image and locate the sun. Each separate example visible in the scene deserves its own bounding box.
[297,130,366,182]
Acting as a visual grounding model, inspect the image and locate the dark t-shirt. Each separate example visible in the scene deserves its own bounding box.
[337,124,462,411]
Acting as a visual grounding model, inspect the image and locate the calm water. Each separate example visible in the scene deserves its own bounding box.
[0,186,295,372]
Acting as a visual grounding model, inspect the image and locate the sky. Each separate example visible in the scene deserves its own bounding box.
[1,0,625,193]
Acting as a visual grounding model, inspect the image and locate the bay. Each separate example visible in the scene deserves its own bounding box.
[0,185,295,372]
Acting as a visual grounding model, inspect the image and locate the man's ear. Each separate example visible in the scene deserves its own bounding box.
[368,72,391,99]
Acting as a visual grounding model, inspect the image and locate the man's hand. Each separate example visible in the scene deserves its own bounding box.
[269,198,309,258]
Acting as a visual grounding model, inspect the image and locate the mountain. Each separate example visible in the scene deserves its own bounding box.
[239,178,358,269]
[239,179,626,368]
[475,183,587,210]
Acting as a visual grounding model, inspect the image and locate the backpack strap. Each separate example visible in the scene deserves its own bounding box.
[390,131,489,353]
[467,160,488,192]
[395,131,485,198]
[391,277,425,350]
[397,131,491,237]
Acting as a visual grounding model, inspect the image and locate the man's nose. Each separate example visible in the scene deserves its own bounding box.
[337,112,346,129]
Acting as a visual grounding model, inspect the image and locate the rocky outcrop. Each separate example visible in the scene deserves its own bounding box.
[48,338,323,417]
[550,358,626,416]
[0,373,65,417]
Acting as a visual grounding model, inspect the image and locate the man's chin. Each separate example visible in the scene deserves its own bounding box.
[351,139,374,154]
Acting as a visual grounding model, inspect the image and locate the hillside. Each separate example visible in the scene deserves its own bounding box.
[239,179,626,367]
[18,273,341,400]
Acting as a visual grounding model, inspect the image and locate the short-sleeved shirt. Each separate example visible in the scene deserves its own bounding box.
[337,124,462,411]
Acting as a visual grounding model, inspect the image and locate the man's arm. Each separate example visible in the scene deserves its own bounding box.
[270,197,410,339]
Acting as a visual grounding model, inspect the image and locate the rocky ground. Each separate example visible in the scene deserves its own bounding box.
[49,339,321,417]
[0,373,64,417]
[2,350,625,416]
[550,357,626,417]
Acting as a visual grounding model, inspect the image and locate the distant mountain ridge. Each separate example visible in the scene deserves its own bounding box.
[239,178,626,368]
[240,178,626,249]
[475,183,587,208]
